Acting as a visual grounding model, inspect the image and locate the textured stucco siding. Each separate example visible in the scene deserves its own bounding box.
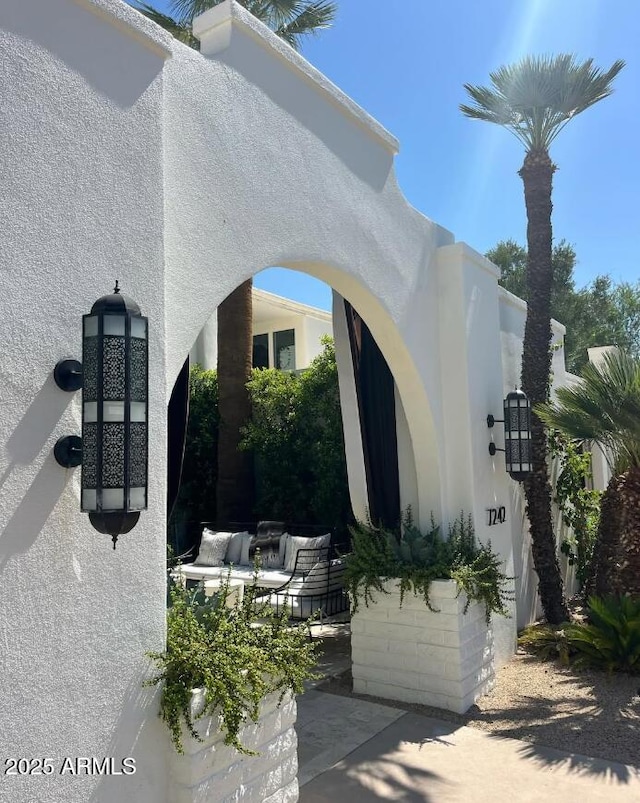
[0,1,170,801]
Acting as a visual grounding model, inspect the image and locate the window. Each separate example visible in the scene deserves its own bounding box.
[252,333,269,369]
[273,329,295,371]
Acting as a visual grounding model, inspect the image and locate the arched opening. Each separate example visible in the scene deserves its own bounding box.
[167,262,441,558]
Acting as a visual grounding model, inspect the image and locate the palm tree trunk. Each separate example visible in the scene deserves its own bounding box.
[519,149,569,624]
[591,467,640,597]
[216,279,254,525]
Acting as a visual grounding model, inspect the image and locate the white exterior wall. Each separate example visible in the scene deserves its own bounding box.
[0,0,578,798]
[498,287,578,627]
[0,2,173,802]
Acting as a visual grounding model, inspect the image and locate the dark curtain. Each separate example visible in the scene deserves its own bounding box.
[344,300,400,530]
[167,356,190,520]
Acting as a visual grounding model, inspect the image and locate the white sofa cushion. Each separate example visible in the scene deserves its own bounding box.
[284,533,331,573]
[193,529,233,567]
[225,531,251,565]
[174,563,294,590]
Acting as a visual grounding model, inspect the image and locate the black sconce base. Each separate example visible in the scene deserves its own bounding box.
[54,359,83,392]
[54,435,83,468]
[89,511,141,549]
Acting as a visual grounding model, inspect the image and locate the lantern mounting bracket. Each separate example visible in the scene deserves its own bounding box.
[488,442,505,456]
[54,359,83,392]
[54,435,83,468]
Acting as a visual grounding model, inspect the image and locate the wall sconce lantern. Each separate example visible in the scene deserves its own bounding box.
[53,282,149,548]
[487,389,532,481]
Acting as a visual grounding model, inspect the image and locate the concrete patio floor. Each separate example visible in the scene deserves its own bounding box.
[296,623,640,802]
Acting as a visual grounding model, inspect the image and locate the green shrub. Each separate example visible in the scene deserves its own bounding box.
[344,511,513,622]
[566,595,640,673]
[518,623,573,664]
[146,572,319,754]
[242,337,351,531]
[549,432,602,589]
[518,595,640,674]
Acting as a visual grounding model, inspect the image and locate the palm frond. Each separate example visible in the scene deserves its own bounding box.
[273,1,336,50]
[461,54,624,152]
[131,1,200,48]
[537,351,640,468]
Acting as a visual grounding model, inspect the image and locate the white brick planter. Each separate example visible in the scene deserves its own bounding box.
[351,579,494,714]
[168,689,298,803]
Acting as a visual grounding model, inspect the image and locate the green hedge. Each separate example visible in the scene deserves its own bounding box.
[172,337,351,547]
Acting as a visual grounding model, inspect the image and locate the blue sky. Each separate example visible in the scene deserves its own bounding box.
[151,0,638,311]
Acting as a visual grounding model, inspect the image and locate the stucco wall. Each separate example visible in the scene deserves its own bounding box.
[0,1,173,801]
[0,0,577,798]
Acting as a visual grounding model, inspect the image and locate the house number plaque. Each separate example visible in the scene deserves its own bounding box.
[487,506,506,526]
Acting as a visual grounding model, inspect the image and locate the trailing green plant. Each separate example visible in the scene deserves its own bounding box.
[549,431,602,589]
[145,570,319,754]
[344,510,513,622]
[519,595,640,674]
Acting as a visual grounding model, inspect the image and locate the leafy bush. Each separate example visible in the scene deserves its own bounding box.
[344,511,513,622]
[242,337,351,531]
[518,595,640,674]
[146,572,319,754]
[549,432,602,589]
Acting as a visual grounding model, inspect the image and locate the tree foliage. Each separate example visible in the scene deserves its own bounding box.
[242,337,351,531]
[175,338,351,540]
[130,0,337,51]
[488,239,640,373]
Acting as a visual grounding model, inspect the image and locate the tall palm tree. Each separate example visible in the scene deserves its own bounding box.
[131,0,337,523]
[461,55,624,623]
[538,350,640,597]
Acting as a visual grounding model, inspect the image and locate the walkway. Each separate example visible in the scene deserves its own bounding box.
[296,624,640,802]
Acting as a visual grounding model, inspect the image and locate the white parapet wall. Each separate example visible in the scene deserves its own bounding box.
[351,580,494,714]
[169,690,298,803]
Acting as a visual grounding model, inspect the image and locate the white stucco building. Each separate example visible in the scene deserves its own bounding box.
[0,1,580,800]
[190,287,333,371]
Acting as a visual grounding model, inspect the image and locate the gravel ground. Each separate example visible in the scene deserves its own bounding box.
[316,630,640,768]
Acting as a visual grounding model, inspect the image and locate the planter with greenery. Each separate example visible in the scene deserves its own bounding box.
[146,574,319,802]
[345,513,513,714]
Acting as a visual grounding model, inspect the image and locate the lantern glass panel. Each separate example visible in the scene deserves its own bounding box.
[103,401,125,422]
[102,488,125,510]
[129,487,146,509]
[103,316,126,336]
[84,402,98,423]
[131,317,147,339]
[130,402,146,422]
[84,316,98,337]
[82,489,97,510]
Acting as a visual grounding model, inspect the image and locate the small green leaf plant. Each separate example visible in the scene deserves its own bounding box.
[145,569,319,754]
[549,431,602,589]
[518,594,640,674]
[343,510,513,623]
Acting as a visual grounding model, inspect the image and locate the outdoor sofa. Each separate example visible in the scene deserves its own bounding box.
[172,521,348,619]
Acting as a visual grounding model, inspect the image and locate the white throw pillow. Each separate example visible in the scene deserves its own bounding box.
[284,534,331,574]
[194,529,233,567]
[239,532,257,566]
[225,531,250,565]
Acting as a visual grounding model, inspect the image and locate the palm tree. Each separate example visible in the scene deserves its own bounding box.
[538,350,640,597]
[130,0,337,523]
[461,55,624,623]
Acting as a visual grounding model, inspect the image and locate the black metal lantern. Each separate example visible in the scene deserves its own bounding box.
[487,389,532,481]
[81,282,148,548]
